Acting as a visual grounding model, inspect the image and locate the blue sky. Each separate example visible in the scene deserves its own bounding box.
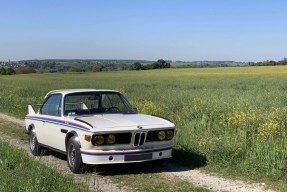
[1,0,286,62]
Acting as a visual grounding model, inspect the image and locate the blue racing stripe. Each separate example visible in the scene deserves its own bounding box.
[25,116,92,132]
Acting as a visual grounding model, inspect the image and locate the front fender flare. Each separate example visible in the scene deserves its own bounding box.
[65,130,81,150]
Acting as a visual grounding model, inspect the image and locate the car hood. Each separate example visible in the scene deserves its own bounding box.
[75,114,174,130]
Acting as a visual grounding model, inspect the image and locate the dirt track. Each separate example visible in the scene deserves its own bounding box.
[0,113,127,192]
[0,113,275,192]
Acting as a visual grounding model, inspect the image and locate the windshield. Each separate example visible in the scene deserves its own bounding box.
[64,92,136,116]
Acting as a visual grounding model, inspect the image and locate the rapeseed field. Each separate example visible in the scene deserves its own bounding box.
[1,66,287,181]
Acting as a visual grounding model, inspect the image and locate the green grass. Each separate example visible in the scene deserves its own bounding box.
[1,66,287,190]
[0,120,208,192]
[0,141,89,192]
[110,172,209,192]
[0,120,27,142]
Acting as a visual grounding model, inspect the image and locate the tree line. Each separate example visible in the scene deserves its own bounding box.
[2,58,287,75]
[128,59,171,70]
[0,67,16,75]
[248,58,287,66]
[0,59,171,75]
[67,59,171,72]
[0,66,36,75]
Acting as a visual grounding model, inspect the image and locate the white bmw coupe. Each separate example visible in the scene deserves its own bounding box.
[25,89,176,173]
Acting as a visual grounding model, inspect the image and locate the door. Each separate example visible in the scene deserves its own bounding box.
[38,93,66,151]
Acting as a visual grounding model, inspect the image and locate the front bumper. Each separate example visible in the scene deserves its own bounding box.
[80,146,172,164]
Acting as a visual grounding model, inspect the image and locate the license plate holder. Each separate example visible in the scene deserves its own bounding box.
[124,153,152,162]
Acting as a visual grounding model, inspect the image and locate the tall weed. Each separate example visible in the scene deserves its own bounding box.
[1,66,287,179]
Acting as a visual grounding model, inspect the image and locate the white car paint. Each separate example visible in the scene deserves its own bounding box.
[25,89,176,166]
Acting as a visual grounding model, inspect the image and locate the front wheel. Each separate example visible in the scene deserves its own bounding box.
[29,128,44,156]
[67,136,87,174]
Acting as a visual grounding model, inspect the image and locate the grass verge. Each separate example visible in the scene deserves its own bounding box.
[0,119,209,192]
[110,172,209,192]
[0,141,89,192]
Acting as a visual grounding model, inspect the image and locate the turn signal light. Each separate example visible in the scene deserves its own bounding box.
[84,135,91,142]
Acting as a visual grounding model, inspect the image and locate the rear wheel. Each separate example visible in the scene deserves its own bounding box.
[29,128,44,156]
[67,136,87,174]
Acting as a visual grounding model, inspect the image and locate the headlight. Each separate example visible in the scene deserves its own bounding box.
[106,134,116,144]
[166,130,174,140]
[157,131,166,141]
[91,133,132,145]
[92,135,105,145]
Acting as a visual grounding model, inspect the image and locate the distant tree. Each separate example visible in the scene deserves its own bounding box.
[278,58,287,65]
[0,67,6,75]
[248,62,256,66]
[129,62,143,70]
[151,59,171,69]
[38,66,47,73]
[69,66,83,72]
[6,67,16,75]
[158,59,169,68]
[143,64,153,70]
[267,60,276,66]
[92,64,103,72]
[151,62,160,69]
[16,67,36,74]
[248,58,287,66]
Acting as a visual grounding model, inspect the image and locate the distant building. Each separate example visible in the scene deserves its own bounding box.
[0,61,26,68]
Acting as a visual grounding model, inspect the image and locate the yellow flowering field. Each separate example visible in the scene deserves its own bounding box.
[1,65,287,180]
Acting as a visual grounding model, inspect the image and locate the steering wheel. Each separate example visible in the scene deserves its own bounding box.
[105,106,120,112]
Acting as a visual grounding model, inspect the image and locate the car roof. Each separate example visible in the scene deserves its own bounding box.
[44,89,118,99]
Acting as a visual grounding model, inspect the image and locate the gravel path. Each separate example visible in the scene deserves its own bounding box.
[0,113,128,192]
[0,113,276,192]
[162,162,274,192]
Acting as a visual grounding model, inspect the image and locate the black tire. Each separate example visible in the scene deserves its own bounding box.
[67,136,87,174]
[29,128,44,156]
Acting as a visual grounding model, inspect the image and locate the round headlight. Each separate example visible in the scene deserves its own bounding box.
[158,131,166,141]
[166,130,174,140]
[92,135,104,145]
[106,134,116,145]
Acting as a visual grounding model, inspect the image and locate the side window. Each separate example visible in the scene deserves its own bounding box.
[40,94,62,116]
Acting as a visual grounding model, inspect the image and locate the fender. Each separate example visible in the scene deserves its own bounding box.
[65,130,81,149]
[25,123,35,134]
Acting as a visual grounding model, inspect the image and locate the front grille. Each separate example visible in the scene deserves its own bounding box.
[133,132,146,147]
